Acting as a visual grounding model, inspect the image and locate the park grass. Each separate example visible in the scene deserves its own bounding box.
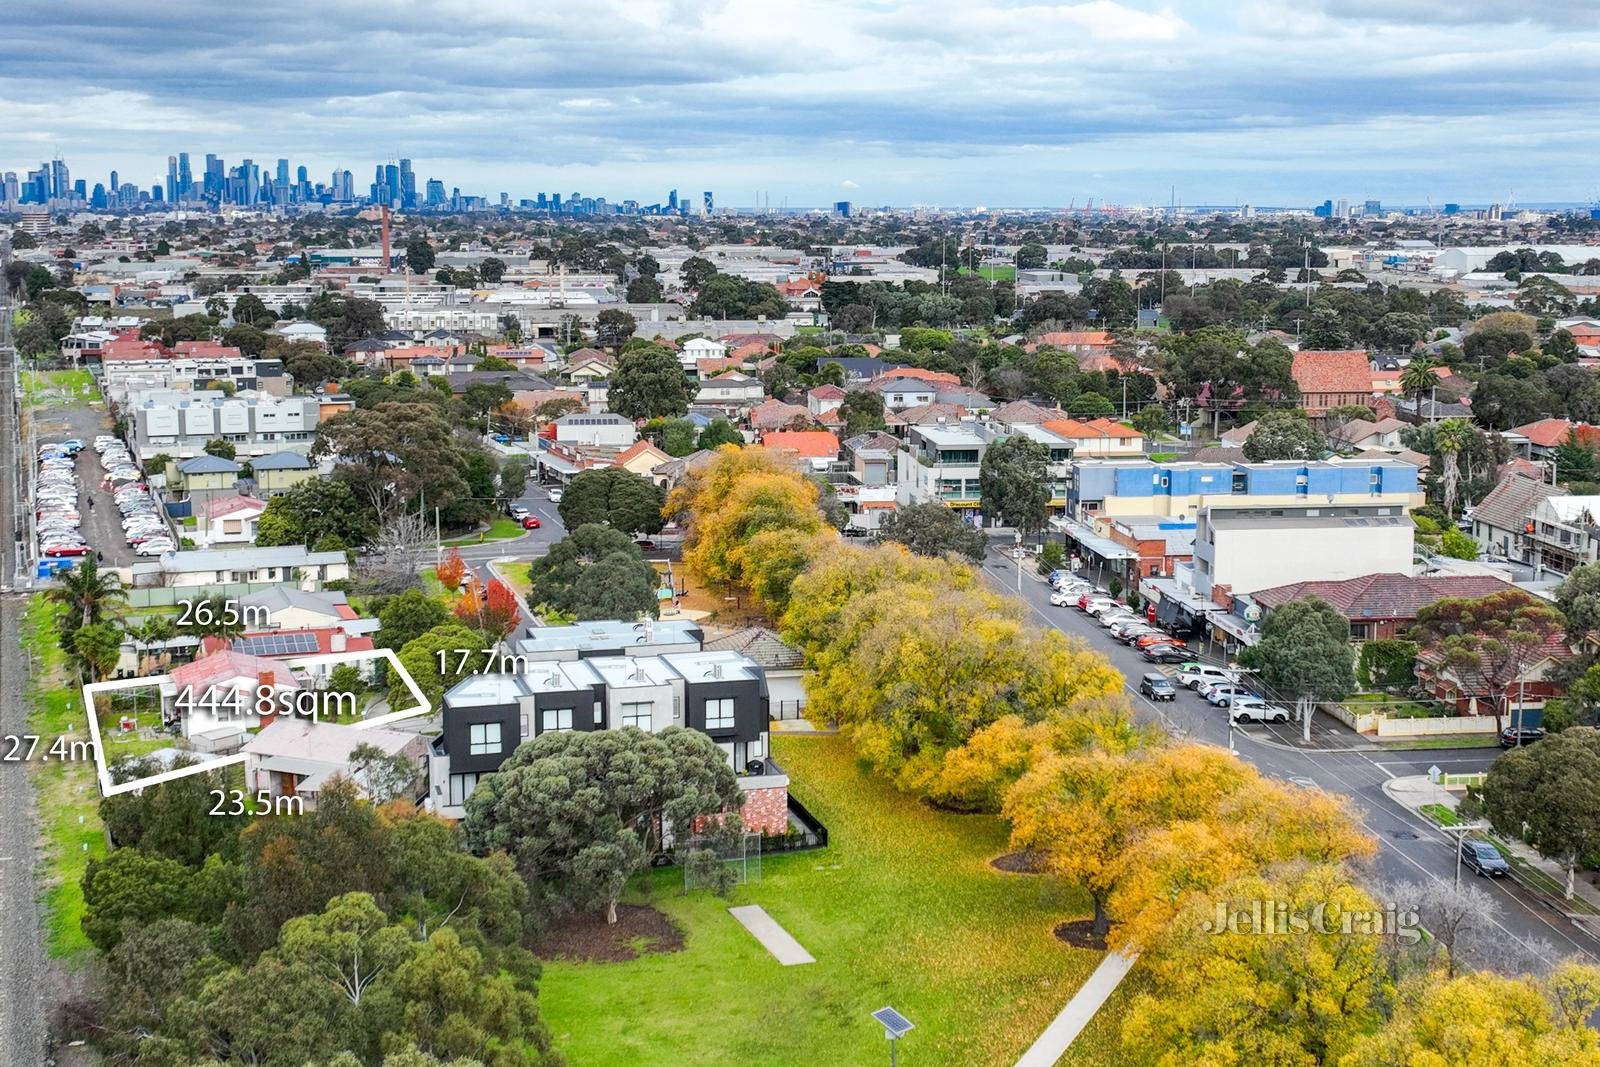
[539,733,1101,1067]
[961,265,1017,282]
[494,560,534,598]
[443,516,526,547]
[21,595,104,960]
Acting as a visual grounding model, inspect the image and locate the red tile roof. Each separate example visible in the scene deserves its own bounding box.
[1291,350,1372,396]
[881,367,961,385]
[1033,330,1114,348]
[1040,417,1140,441]
[1250,573,1511,620]
[204,494,266,521]
[760,430,840,458]
[808,384,846,400]
[1511,418,1600,449]
[748,398,813,431]
[170,649,301,693]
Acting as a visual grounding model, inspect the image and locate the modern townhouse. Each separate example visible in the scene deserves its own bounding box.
[129,389,320,461]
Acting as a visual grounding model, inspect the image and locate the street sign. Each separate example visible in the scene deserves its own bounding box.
[1428,765,1441,784]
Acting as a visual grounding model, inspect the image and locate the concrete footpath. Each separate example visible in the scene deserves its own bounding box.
[728,905,815,965]
[1013,951,1139,1067]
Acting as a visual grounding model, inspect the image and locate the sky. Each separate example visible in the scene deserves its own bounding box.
[4,0,1600,210]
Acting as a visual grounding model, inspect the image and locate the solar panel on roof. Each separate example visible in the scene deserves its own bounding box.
[234,632,320,656]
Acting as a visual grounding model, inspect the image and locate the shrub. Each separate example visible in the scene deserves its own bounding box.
[1357,639,1418,690]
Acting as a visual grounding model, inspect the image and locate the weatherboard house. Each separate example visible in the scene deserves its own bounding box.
[160,648,301,741]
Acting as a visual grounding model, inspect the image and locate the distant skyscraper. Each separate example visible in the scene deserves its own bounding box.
[1364,199,1381,215]
[400,159,415,209]
[1313,199,1333,218]
[834,201,852,218]
[2,172,18,207]
[90,183,107,210]
[276,158,290,193]
[178,152,192,199]
[425,179,445,207]
[702,190,713,216]
[166,155,179,203]
[242,158,259,203]
[667,188,678,212]
[50,158,69,200]
[384,163,400,207]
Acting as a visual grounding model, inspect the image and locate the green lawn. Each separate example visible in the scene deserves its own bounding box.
[21,595,104,959]
[961,265,1017,282]
[23,369,96,409]
[539,734,1101,1066]
[1420,803,1460,827]
[444,516,527,547]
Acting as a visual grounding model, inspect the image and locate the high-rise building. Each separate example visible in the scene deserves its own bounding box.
[2,172,18,207]
[400,159,415,209]
[178,152,192,199]
[90,183,107,210]
[166,155,179,203]
[276,158,290,197]
[73,179,85,201]
[204,154,224,200]
[668,188,678,212]
[702,190,713,216]
[1313,199,1333,218]
[385,163,400,207]
[833,201,852,218]
[1364,199,1382,215]
[242,158,259,203]
[425,179,445,207]
[50,158,69,201]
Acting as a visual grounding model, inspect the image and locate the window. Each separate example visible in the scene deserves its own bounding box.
[621,702,654,731]
[704,697,735,730]
[542,708,573,732]
[448,772,480,807]
[469,722,502,755]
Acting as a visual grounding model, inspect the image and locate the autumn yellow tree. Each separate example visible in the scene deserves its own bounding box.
[1340,962,1600,1066]
[1121,862,1392,1066]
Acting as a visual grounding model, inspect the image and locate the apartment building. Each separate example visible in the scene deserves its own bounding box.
[1069,458,1424,520]
[129,389,320,461]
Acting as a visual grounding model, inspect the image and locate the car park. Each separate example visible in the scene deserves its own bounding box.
[1138,672,1177,701]
[1098,608,1138,628]
[1228,698,1289,724]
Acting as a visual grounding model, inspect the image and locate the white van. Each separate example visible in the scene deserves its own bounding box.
[1177,663,1240,690]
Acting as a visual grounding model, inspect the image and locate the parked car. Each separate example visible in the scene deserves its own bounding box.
[509,505,530,520]
[1498,726,1546,747]
[521,516,541,529]
[1229,698,1289,724]
[1083,598,1123,618]
[547,487,564,503]
[1134,632,1184,653]
[1459,839,1509,877]
[1142,644,1193,664]
[1206,684,1259,708]
[1098,609,1139,628]
[1048,589,1079,607]
[1138,672,1177,701]
[1178,663,1239,690]
[1108,620,1156,641]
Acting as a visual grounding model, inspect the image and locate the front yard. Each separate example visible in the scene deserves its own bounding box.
[539,733,1101,1066]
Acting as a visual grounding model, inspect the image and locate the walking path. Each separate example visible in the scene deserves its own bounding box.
[1013,951,1139,1067]
[728,905,815,965]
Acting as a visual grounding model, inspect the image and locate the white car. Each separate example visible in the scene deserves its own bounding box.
[1229,698,1289,724]
[1178,664,1240,690]
[1082,598,1123,617]
[135,540,176,556]
[1099,610,1139,629]
[547,487,564,503]
[1048,589,1079,607]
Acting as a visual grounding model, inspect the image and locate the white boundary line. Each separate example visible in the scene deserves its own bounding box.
[81,647,431,797]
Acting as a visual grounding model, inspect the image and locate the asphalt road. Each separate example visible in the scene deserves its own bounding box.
[453,483,568,632]
[982,550,1600,968]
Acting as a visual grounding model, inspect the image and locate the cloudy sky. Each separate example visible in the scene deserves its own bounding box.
[5,0,1599,209]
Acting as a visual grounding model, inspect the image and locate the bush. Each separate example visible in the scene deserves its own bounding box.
[1036,542,1066,575]
[1357,639,1418,690]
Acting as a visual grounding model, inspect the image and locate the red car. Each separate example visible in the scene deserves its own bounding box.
[44,544,90,557]
[522,516,541,529]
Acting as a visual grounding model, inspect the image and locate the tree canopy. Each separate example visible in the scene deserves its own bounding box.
[557,468,666,535]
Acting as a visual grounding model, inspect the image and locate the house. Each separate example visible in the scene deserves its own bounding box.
[807,384,846,418]
[430,649,782,828]
[1040,418,1145,459]
[680,337,728,370]
[163,648,301,738]
[1510,418,1600,459]
[760,430,840,471]
[512,619,705,661]
[130,389,320,461]
[1328,417,1409,452]
[554,412,636,449]
[173,455,242,509]
[837,432,900,532]
[238,587,376,637]
[881,367,962,387]
[695,356,745,380]
[270,320,328,347]
[565,349,615,381]
[1242,572,1511,642]
[1291,350,1374,419]
[703,626,807,709]
[201,495,266,546]
[990,400,1062,428]
[614,440,674,479]
[1416,632,1574,720]
[1027,330,1115,357]
[748,398,813,433]
[1471,473,1567,564]
[250,451,315,496]
[1525,495,1600,575]
[692,370,766,417]
[244,719,428,808]
[897,424,987,509]
[130,545,351,590]
[870,376,939,411]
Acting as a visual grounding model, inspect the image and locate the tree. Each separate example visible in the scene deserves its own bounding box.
[1556,563,1600,645]
[1482,727,1600,899]
[625,275,664,303]
[404,238,435,275]
[81,848,234,952]
[46,555,126,630]
[1432,417,1475,517]
[679,256,718,292]
[594,308,637,349]
[1241,409,1323,461]
[837,390,887,439]
[697,418,743,450]
[315,402,483,524]
[1440,527,1478,560]
[1240,596,1356,701]
[979,435,1050,533]
[394,623,485,711]
[558,468,667,534]
[72,621,125,682]
[463,727,741,923]
[1399,357,1442,408]
[877,502,988,561]
[478,256,506,283]
[232,293,274,326]
[527,525,660,620]
[436,547,467,590]
[1472,373,1552,430]
[498,457,529,507]
[609,344,690,420]
[203,437,237,461]
[669,449,829,592]
[1301,306,1353,350]
[643,416,698,456]
[277,891,417,1005]
[833,304,875,334]
[255,479,376,550]
[461,381,514,419]
[1411,588,1567,729]
[1016,242,1047,269]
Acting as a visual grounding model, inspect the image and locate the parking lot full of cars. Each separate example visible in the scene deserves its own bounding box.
[36,439,89,558]
[96,436,176,557]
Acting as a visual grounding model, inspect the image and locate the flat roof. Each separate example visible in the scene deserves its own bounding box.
[515,619,702,655]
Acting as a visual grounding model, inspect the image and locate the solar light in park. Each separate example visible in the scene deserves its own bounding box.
[872,1006,914,1067]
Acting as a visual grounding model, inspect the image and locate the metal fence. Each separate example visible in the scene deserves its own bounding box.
[771,699,809,721]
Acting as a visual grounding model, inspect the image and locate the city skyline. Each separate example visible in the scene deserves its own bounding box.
[5,1,1600,208]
